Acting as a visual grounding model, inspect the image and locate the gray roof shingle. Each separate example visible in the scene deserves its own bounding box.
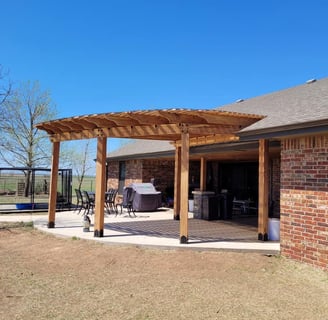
[218,77,328,134]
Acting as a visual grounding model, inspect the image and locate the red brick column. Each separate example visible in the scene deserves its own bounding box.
[281,135,328,270]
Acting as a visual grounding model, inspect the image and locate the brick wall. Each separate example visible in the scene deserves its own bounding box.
[271,157,281,217]
[142,159,175,192]
[107,159,175,191]
[125,159,143,185]
[106,159,143,189]
[106,161,119,189]
[106,158,200,200]
[280,135,328,270]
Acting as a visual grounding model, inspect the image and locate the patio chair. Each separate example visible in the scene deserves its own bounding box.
[105,188,118,214]
[82,190,95,215]
[56,192,64,211]
[56,192,70,211]
[115,187,136,217]
[74,188,84,214]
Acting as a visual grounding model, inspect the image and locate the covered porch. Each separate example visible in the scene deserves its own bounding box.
[36,109,275,243]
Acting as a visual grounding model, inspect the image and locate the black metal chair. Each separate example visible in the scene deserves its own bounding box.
[105,188,118,214]
[74,188,84,214]
[82,190,95,215]
[115,187,136,217]
[56,192,65,211]
[56,192,70,211]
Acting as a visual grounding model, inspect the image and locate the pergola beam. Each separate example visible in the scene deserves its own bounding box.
[200,157,206,191]
[49,123,183,142]
[174,146,181,220]
[258,139,269,240]
[48,141,60,228]
[50,128,240,147]
[94,137,107,237]
[179,128,189,243]
[176,133,239,147]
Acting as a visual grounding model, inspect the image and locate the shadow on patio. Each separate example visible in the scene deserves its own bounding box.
[104,216,258,243]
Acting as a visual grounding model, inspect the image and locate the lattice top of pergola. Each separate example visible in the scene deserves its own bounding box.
[36,109,264,146]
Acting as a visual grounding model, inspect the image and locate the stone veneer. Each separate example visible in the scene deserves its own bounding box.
[280,135,328,270]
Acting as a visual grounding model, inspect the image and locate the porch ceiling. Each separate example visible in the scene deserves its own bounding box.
[36,109,264,146]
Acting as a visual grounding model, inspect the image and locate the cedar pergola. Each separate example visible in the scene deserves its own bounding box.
[36,109,269,243]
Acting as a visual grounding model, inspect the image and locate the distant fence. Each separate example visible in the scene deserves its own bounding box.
[0,168,98,214]
[0,168,72,211]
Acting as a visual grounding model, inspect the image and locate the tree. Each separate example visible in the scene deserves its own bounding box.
[63,140,96,190]
[0,80,57,167]
[0,64,12,107]
[0,81,57,196]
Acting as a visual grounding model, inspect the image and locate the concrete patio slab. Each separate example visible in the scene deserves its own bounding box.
[0,209,280,254]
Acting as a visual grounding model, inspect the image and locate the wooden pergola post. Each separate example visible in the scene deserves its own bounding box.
[48,141,60,228]
[173,146,181,220]
[200,157,206,191]
[94,136,107,237]
[258,139,269,240]
[179,127,189,243]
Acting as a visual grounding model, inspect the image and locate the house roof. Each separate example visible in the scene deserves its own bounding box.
[218,77,328,138]
[107,139,175,160]
[106,77,328,158]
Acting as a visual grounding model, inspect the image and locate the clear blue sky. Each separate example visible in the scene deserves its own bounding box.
[1,1,328,119]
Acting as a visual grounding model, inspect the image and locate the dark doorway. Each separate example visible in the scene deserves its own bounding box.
[219,162,258,203]
[206,161,258,202]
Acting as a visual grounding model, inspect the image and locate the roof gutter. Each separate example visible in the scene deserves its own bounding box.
[238,120,328,141]
[106,150,175,161]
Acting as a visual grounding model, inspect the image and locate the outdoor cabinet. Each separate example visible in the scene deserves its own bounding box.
[192,191,219,220]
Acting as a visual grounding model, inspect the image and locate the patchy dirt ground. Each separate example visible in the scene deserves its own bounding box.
[0,222,327,320]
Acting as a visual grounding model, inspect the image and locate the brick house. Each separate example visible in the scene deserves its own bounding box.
[106,140,175,197]
[106,78,328,270]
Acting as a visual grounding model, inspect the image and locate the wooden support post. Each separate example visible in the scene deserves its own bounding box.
[180,128,189,243]
[48,141,60,228]
[258,139,269,241]
[94,136,107,237]
[200,157,206,192]
[173,146,181,220]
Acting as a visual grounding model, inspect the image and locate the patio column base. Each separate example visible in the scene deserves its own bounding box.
[48,222,55,228]
[180,236,188,244]
[258,233,268,241]
[94,229,104,237]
